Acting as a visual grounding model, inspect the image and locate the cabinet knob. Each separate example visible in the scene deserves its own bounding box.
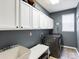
[16,26,18,28]
[21,26,23,28]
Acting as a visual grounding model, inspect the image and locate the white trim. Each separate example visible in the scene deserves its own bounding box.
[75,48,79,56]
[62,45,79,56]
[63,46,76,49]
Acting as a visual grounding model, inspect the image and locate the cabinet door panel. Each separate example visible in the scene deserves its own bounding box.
[40,12,54,29]
[0,0,16,29]
[48,17,53,29]
[20,1,32,29]
[50,19,54,29]
[46,16,50,29]
[40,12,48,29]
[33,8,40,29]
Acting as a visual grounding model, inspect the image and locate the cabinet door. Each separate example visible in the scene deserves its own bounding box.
[0,0,17,30]
[20,1,32,29]
[40,12,48,29]
[47,17,54,29]
[46,16,50,29]
[49,19,53,29]
[32,8,40,29]
[50,19,54,29]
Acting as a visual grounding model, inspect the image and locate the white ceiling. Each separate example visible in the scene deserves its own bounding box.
[36,0,79,13]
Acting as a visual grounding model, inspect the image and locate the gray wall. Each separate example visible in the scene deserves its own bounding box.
[0,30,49,48]
[50,9,77,47]
[76,3,79,51]
[0,2,50,49]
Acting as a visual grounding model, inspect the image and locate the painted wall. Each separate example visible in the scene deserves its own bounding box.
[76,3,79,51]
[0,2,50,49]
[0,30,49,48]
[50,9,77,47]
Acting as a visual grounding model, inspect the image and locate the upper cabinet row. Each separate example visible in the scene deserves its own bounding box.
[0,0,54,30]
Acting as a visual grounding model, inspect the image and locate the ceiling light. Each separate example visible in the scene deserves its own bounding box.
[50,0,59,5]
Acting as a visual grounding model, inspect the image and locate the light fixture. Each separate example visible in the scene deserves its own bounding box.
[50,0,59,5]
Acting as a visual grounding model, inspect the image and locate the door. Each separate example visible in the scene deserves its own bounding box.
[20,1,32,29]
[32,7,40,29]
[0,0,17,29]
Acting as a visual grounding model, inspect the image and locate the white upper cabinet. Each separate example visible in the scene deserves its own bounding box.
[32,7,40,29]
[40,12,48,29]
[47,16,54,29]
[40,11,54,29]
[0,0,54,30]
[20,1,32,29]
[0,0,18,30]
[50,18,54,29]
[20,1,54,30]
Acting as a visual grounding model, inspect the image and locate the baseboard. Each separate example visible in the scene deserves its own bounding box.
[62,45,76,49]
[75,48,79,56]
[62,45,79,56]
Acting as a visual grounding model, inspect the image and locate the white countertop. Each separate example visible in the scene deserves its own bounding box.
[29,44,49,59]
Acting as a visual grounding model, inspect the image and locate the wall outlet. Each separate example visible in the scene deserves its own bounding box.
[30,32,32,36]
[40,32,44,37]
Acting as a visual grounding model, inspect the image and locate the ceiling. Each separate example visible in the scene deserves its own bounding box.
[36,0,79,13]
